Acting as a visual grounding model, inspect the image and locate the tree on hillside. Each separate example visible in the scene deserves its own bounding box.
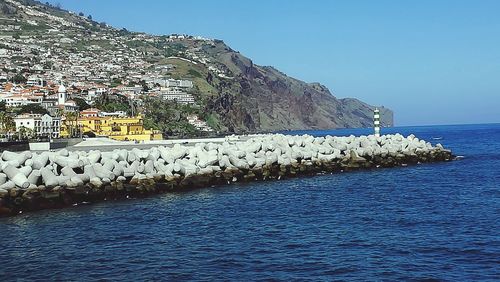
[64,111,80,138]
[141,96,199,136]
[87,14,92,20]
[110,78,122,87]
[18,126,34,140]
[94,94,131,114]
[140,80,149,92]
[0,101,6,112]
[72,97,91,110]
[17,104,48,115]
[12,73,26,84]
[79,12,84,17]
[0,112,15,134]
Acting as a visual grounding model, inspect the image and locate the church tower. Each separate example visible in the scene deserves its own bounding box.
[58,84,66,105]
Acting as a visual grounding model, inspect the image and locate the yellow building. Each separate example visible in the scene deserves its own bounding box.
[62,115,162,141]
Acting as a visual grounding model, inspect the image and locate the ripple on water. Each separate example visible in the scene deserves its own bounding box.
[1,124,500,281]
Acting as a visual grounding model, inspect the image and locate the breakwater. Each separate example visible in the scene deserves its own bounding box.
[0,133,453,217]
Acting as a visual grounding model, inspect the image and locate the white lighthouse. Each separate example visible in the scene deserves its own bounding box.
[374,108,381,138]
[57,84,66,105]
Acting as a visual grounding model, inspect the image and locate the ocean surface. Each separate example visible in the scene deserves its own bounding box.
[1,124,499,281]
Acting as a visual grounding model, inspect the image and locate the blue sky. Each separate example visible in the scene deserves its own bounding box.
[48,0,500,126]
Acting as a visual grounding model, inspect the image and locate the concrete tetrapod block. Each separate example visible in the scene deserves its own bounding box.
[116,149,128,162]
[92,163,115,181]
[122,167,135,178]
[197,152,218,168]
[158,147,170,163]
[0,181,15,190]
[27,170,41,185]
[137,162,145,174]
[1,151,30,164]
[112,163,125,178]
[218,155,232,169]
[24,159,33,167]
[102,159,115,172]
[156,163,174,177]
[132,148,148,160]
[101,151,119,161]
[127,151,137,163]
[87,151,101,164]
[58,149,69,157]
[166,163,176,176]
[40,167,59,188]
[245,153,257,167]
[277,155,292,166]
[62,166,91,183]
[144,160,155,174]
[54,156,84,169]
[265,152,278,166]
[83,165,98,179]
[175,159,199,176]
[0,173,7,185]
[147,149,160,162]
[57,175,71,186]
[3,164,30,189]
[18,166,32,177]
[70,176,84,186]
[229,155,249,170]
[173,144,188,157]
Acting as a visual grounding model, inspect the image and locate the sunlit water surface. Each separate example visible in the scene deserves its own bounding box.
[1,124,499,281]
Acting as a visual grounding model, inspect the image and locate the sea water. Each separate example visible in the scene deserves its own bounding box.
[0,124,499,281]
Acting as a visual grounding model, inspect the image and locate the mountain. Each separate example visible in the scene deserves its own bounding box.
[0,0,393,133]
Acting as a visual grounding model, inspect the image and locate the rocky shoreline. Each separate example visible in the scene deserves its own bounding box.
[0,133,453,217]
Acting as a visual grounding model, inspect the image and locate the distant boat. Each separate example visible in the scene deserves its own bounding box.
[432,137,443,140]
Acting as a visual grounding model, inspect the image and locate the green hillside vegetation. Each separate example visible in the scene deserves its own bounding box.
[141,96,201,137]
[164,58,218,97]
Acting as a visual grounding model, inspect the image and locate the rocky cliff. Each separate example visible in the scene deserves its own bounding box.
[203,47,393,132]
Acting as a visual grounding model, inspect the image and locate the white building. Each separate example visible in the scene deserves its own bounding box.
[100,111,127,118]
[161,88,195,104]
[187,114,213,132]
[55,84,78,112]
[117,85,142,94]
[0,94,42,108]
[14,113,61,138]
[159,79,193,88]
[85,87,107,105]
[86,90,98,105]
[26,76,45,87]
[80,108,101,118]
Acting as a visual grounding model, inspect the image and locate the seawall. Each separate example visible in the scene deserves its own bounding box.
[0,133,453,217]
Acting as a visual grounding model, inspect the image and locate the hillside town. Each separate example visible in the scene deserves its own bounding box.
[0,0,226,142]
